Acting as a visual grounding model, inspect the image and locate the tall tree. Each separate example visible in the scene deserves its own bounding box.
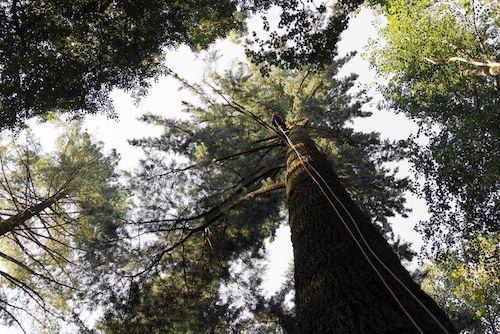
[108,59,455,333]
[0,124,127,332]
[370,0,499,258]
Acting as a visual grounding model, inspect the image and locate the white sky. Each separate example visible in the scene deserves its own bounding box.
[4,7,431,333]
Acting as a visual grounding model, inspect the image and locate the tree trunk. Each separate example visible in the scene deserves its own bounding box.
[0,189,66,237]
[285,126,456,334]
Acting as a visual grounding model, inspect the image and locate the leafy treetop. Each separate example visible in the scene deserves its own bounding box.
[0,0,244,129]
[421,235,499,334]
[370,0,499,257]
[0,0,367,129]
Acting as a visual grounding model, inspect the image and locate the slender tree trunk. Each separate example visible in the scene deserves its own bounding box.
[0,189,66,237]
[285,126,456,334]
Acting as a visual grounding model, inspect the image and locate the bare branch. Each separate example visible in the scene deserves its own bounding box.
[0,300,28,334]
[0,250,74,290]
[135,164,285,226]
[145,141,282,180]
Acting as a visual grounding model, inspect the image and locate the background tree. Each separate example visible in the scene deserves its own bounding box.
[0,124,127,332]
[245,0,364,72]
[98,253,272,333]
[0,0,366,129]
[421,235,499,333]
[0,0,246,128]
[370,0,499,258]
[94,56,457,332]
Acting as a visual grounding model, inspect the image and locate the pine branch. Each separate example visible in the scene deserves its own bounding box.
[205,81,279,136]
[136,164,285,226]
[127,181,285,277]
[144,141,283,180]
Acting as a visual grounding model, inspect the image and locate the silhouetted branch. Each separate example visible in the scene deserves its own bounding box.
[127,181,285,277]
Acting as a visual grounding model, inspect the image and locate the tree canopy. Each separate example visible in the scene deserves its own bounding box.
[0,0,246,129]
[0,0,367,130]
[0,124,126,332]
[371,0,499,258]
[421,235,499,333]
[0,0,497,332]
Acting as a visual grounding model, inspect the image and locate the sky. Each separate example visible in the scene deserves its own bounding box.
[4,6,431,333]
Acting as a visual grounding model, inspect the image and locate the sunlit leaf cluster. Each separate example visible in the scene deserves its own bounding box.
[421,235,499,333]
[371,0,499,258]
[0,124,127,330]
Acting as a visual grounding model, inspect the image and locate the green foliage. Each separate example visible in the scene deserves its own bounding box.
[101,58,412,332]
[244,0,365,72]
[99,251,270,334]
[371,4,499,330]
[0,123,127,330]
[0,0,244,129]
[421,236,499,333]
[371,0,499,257]
[0,0,367,129]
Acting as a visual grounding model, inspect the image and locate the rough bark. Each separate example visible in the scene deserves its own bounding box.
[285,126,457,334]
